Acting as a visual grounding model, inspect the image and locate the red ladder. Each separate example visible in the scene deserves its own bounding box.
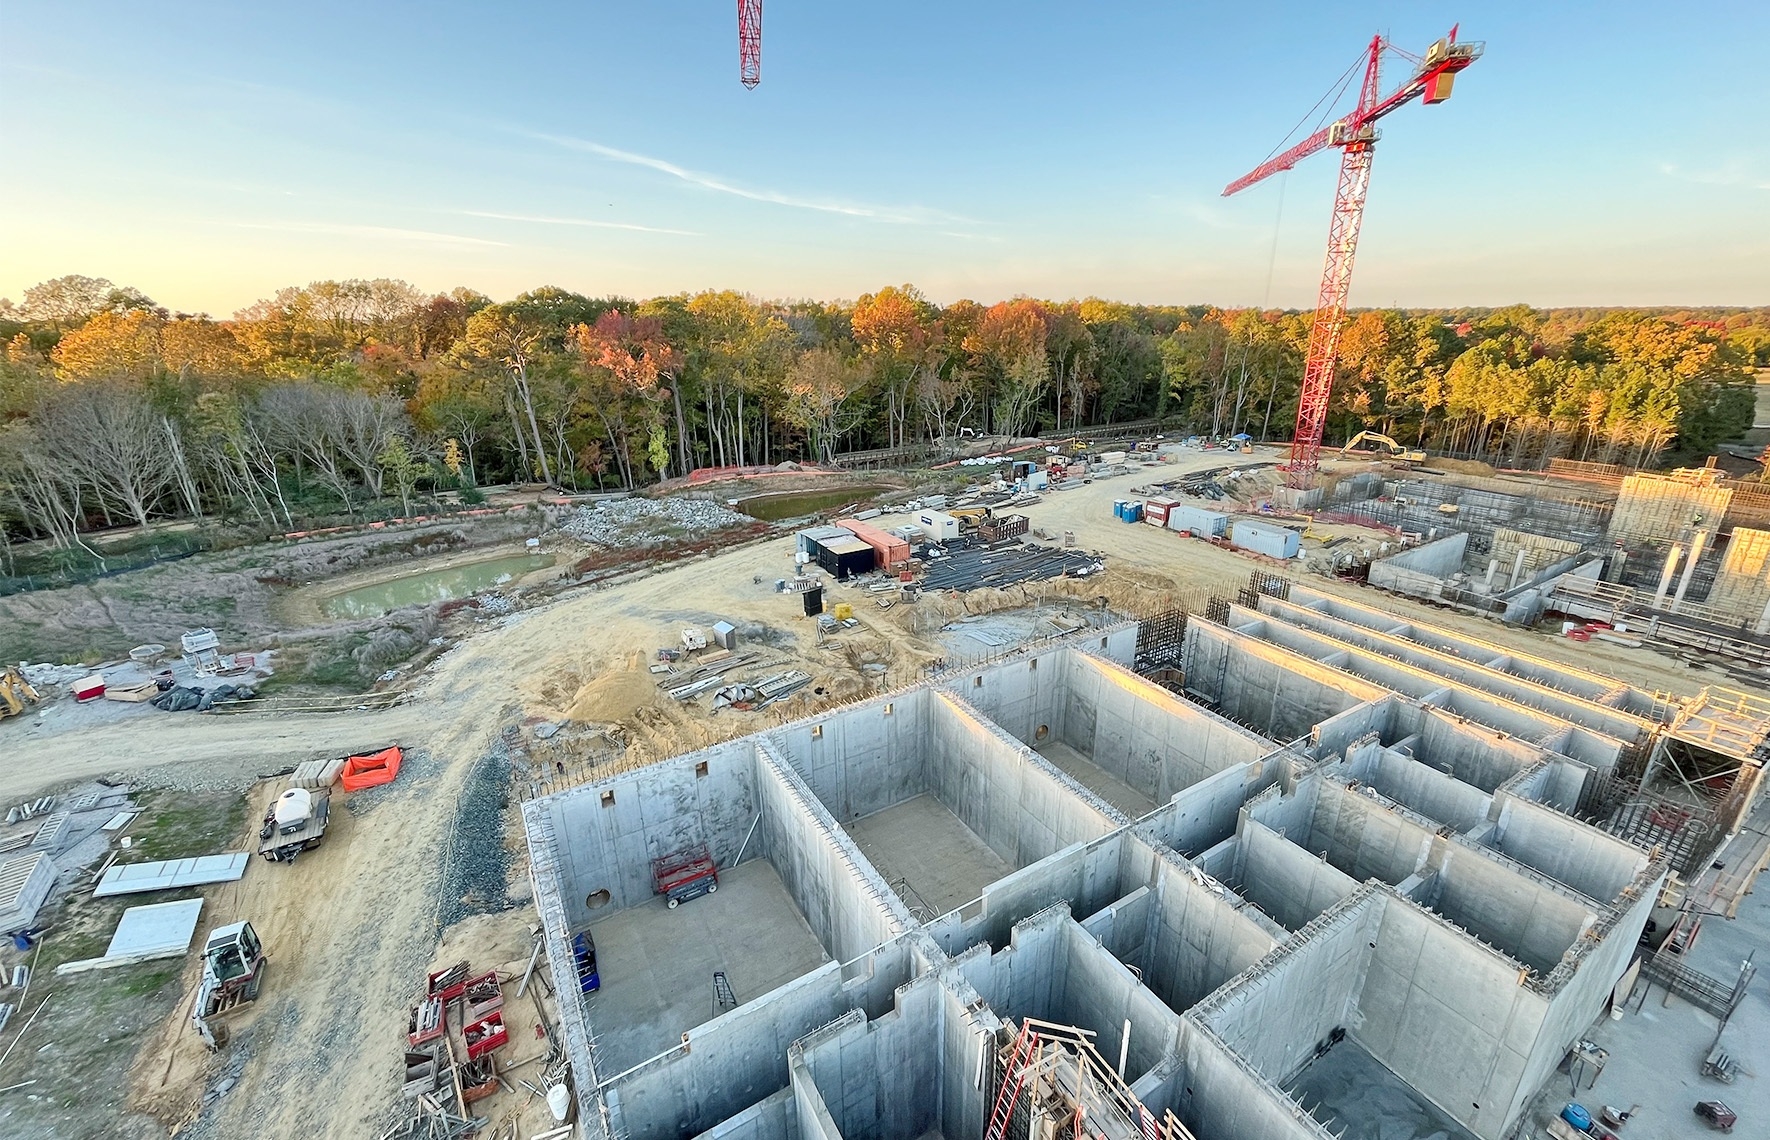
[985,1023,1039,1140]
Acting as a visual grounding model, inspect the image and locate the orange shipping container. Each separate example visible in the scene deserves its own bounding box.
[837,519,911,570]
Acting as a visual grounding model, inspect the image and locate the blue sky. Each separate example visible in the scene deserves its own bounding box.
[3,2,1766,315]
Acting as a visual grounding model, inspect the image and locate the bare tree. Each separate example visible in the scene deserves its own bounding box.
[38,382,174,528]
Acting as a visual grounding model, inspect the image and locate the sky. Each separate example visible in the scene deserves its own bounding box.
[2,2,1767,316]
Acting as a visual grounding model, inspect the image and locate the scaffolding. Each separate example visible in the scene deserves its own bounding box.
[986,1019,1197,1140]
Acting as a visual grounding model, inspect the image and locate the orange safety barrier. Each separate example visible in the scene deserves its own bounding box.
[340,746,403,791]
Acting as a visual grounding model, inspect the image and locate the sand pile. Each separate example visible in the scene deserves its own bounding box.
[566,669,661,723]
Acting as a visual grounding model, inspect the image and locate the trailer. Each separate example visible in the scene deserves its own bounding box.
[653,843,719,908]
[257,787,330,863]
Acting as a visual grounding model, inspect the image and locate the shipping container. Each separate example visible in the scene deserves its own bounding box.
[915,510,964,542]
[1230,519,1301,559]
[837,518,912,569]
[809,534,877,579]
[1144,497,1179,526]
[1167,505,1229,538]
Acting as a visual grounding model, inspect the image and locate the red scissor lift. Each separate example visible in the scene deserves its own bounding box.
[654,843,719,909]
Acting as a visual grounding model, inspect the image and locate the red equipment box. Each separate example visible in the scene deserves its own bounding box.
[464,1011,508,1060]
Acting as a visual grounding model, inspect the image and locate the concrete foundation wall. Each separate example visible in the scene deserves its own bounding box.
[1409,709,1543,792]
[924,831,1143,957]
[1370,532,1468,595]
[1311,698,1392,760]
[1237,602,1648,746]
[1355,895,1549,1140]
[1178,1028,1336,1140]
[1516,882,1660,1131]
[931,694,1122,868]
[1351,744,1494,833]
[774,689,933,823]
[693,1087,795,1140]
[1423,851,1594,976]
[1138,759,1279,857]
[1263,778,1435,887]
[607,938,916,1140]
[1135,853,1279,1015]
[1234,819,1361,932]
[1489,794,1647,902]
[542,737,762,928]
[1057,652,1277,802]
[1183,621,1384,741]
[1199,895,1379,1084]
[754,741,911,963]
[794,976,949,1140]
[957,907,1180,1080]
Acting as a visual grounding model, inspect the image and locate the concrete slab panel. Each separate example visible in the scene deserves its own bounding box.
[106,897,205,959]
[584,859,832,1076]
[1286,1040,1479,1140]
[846,795,1011,918]
[94,853,250,896]
[1035,741,1159,818]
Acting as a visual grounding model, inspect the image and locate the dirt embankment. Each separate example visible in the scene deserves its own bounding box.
[0,513,555,666]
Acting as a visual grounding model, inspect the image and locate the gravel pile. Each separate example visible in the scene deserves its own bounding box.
[436,746,513,928]
[558,496,748,546]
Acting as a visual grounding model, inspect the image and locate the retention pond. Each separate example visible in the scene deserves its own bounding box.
[323,553,556,617]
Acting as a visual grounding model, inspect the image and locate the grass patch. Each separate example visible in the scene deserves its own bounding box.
[130,789,250,862]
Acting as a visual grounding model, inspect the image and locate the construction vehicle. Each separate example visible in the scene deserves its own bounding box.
[190,920,266,1048]
[257,786,330,863]
[1,668,40,720]
[1339,431,1426,464]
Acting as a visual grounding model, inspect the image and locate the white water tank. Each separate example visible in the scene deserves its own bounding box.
[273,787,313,830]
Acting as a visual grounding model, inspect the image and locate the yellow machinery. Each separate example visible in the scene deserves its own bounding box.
[0,668,40,720]
[1339,431,1426,464]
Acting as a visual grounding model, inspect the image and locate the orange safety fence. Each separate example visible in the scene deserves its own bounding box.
[340,746,403,791]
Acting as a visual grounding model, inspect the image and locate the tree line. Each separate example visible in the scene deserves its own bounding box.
[1,273,1762,551]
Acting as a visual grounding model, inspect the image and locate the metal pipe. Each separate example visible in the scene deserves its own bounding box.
[1672,529,1708,610]
[1117,1019,1131,1077]
[729,813,762,869]
[1653,545,1684,607]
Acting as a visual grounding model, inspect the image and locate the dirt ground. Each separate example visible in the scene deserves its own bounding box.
[0,447,1733,1139]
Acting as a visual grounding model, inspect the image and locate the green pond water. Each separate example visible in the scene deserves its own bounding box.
[738,486,884,521]
[324,553,557,618]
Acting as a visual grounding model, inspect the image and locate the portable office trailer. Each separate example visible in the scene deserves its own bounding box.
[1167,505,1229,538]
[1230,519,1301,559]
[809,534,877,579]
[1144,498,1179,527]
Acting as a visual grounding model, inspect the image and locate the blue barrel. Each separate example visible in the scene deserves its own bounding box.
[1561,1104,1591,1131]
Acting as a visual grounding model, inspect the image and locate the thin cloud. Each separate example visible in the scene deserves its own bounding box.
[458,209,700,236]
[523,130,966,224]
[228,221,507,247]
[1657,160,1770,190]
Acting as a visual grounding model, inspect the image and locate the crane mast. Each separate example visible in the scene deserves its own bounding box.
[1223,28,1482,489]
[739,0,763,88]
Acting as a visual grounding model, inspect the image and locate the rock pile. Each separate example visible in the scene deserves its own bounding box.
[558,497,748,546]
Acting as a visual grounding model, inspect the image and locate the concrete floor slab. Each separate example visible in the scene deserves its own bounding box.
[846,794,1012,918]
[583,859,831,1077]
[1036,741,1158,818]
[1287,1040,1479,1140]
[1520,850,1770,1137]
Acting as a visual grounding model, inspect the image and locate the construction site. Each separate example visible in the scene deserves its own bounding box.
[3,15,1770,1140]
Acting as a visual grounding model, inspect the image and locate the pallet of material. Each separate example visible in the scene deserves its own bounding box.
[103,681,160,703]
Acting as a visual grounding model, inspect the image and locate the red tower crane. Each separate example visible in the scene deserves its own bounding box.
[739,0,763,88]
[1223,27,1482,488]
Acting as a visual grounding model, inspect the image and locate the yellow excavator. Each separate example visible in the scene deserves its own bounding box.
[1339,431,1426,465]
[1,668,41,720]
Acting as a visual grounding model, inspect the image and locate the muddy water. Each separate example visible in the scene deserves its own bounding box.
[737,485,884,521]
[323,553,557,617]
